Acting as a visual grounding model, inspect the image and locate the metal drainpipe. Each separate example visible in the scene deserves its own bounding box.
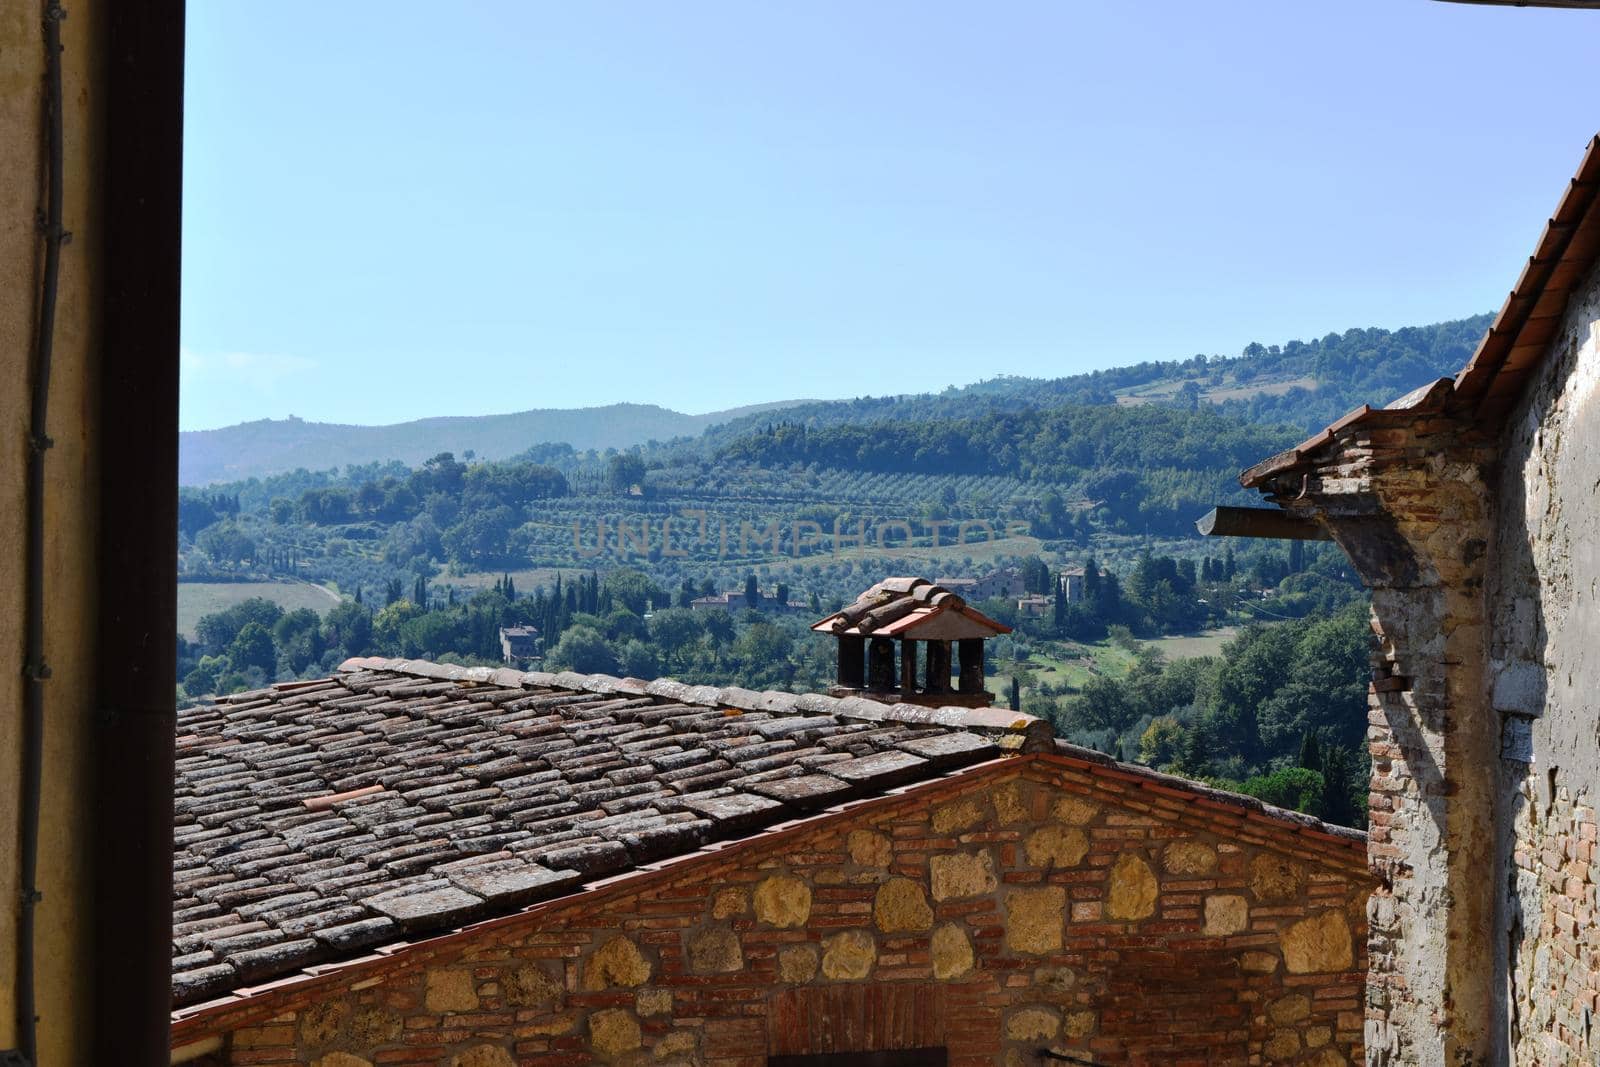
[14,4,67,1063]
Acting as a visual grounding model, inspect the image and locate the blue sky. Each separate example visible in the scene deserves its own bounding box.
[181,1,1600,431]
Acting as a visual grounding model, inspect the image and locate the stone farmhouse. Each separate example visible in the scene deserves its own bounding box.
[934,570,1027,603]
[1238,135,1600,1063]
[498,627,541,666]
[168,655,1371,1066]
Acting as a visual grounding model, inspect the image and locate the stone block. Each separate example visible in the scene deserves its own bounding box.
[931,923,974,979]
[1052,795,1100,825]
[1263,1029,1300,1059]
[712,886,749,919]
[778,944,819,983]
[449,1046,515,1067]
[1106,854,1158,921]
[993,781,1029,824]
[821,929,876,979]
[1004,1006,1060,1041]
[754,874,813,928]
[636,988,673,1016]
[685,925,744,974]
[1062,1011,1097,1039]
[589,1008,643,1056]
[1025,825,1089,868]
[583,935,653,989]
[653,1031,698,1060]
[312,1055,372,1067]
[1005,886,1066,954]
[848,829,892,867]
[1163,841,1218,875]
[300,1001,348,1047]
[1268,993,1311,1025]
[1250,853,1305,901]
[1281,910,1354,974]
[425,968,479,1013]
[874,877,934,932]
[932,797,986,834]
[503,964,562,1009]
[1203,894,1249,936]
[931,850,998,901]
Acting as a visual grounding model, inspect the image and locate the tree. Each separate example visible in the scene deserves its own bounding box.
[441,505,518,566]
[1064,675,1137,736]
[322,600,373,656]
[743,574,760,608]
[701,610,735,646]
[602,568,663,615]
[619,640,660,679]
[1237,767,1325,817]
[196,521,255,568]
[606,453,647,494]
[183,656,227,697]
[649,609,702,669]
[195,598,283,654]
[548,625,617,674]
[1020,556,1051,595]
[227,621,278,676]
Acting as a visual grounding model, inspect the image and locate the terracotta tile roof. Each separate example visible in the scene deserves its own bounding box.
[169,658,1050,1008]
[811,576,1012,637]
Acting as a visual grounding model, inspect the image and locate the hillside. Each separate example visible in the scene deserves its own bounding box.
[179,400,809,486]
[702,314,1492,444]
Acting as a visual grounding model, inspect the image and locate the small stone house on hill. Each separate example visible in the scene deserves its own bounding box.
[170,658,1371,1066]
[1238,135,1600,1063]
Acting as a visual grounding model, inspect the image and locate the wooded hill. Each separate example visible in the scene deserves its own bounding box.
[181,314,1490,487]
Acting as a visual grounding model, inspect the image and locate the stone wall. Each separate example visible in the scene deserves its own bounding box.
[176,754,1370,1066]
[1491,258,1600,1064]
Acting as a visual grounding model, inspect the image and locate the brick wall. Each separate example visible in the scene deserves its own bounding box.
[1247,400,1501,1064]
[1493,258,1600,1065]
[176,755,1370,1066]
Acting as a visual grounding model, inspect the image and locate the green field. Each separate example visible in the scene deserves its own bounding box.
[997,625,1238,698]
[177,580,342,636]
[1146,626,1237,660]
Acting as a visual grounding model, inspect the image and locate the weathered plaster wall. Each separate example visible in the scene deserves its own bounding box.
[177,757,1371,1066]
[0,3,103,1063]
[1491,258,1600,1064]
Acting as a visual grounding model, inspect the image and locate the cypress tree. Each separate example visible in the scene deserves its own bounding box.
[1008,676,1020,712]
[1298,729,1323,772]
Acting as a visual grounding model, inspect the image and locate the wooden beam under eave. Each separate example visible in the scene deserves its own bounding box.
[1196,506,1332,541]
